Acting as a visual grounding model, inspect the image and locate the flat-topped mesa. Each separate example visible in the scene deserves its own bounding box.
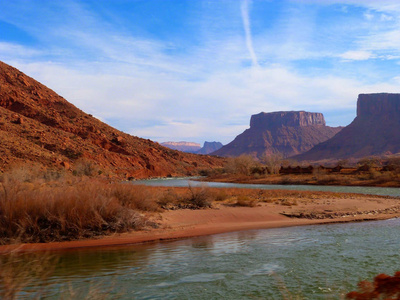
[213,110,340,158]
[357,93,400,117]
[294,93,400,161]
[250,111,326,130]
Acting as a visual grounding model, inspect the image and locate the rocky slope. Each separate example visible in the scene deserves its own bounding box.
[160,141,201,153]
[294,93,400,161]
[212,111,342,158]
[0,61,223,178]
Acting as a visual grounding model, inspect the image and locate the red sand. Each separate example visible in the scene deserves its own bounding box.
[1,195,399,253]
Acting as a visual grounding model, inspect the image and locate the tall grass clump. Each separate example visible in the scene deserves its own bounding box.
[0,166,158,244]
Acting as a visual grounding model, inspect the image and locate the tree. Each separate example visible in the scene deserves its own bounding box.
[260,152,283,174]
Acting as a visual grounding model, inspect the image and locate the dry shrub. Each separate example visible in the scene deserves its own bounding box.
[211,189,229,202]
[234,195,258,207]
[260,153,283,175]
[72,158,101,177]
[182,185,213,209]
[224,155,259,176]
[346,271,400,299]
[0,181,147,243]
[279,198,298,206]
[110,184,160,212]
[156,189,180,208]
[0,167,157,244]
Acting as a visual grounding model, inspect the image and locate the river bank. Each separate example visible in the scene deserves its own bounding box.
[1,188,399,253]
[203,173,400,187]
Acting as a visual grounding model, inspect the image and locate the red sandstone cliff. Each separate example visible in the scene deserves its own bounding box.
[212,111,341,158]
[0,61,223,178]
[294,93,400,161]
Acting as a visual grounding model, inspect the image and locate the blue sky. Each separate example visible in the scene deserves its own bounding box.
[1,0,400,144]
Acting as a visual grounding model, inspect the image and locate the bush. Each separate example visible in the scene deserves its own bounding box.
[0,167,161,244]
[183,185,213,209]
[0,181,148,244]
[111,184,160,212]
[260,153,283,174]
[224,155,259,176]
[72,158,101,177]
[346,271,400,299]
[233,195,257,207]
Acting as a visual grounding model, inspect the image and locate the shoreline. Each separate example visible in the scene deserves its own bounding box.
[202,174,400,188]
[1,193,399,253]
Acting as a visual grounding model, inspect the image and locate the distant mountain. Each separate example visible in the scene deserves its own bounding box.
[0,61,223,178]
[160,141,201,153]
[294,93,400,161]
[212,111,342,158]
[160,141,223,155]
[197,141,223,155]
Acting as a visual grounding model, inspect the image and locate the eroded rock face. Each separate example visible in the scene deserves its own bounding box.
[250,111,325,129]
[357,93,400,117]
[295,93,400,161]
[213,111,341,158]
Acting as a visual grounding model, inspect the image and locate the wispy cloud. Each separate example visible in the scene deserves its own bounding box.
[240,0,258,67]
[339,50,375,61]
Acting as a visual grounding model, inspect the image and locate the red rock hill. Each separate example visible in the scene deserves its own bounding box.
[212,111,341,158]
[294,93,400,161]
[0,61,223,178]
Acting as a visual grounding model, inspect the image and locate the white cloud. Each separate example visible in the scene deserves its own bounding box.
[381,13,394,21]
[364,12,374,20]
[339,50,374,61]
[0,42,42,59]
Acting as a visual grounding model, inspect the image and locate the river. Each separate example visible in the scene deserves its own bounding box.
[134,177,400,197]
[4,179,400,299]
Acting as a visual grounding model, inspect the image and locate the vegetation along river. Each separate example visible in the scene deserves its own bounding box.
[5,179,400,299]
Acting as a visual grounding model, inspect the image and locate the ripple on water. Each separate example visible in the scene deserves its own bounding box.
[246,263,282,276]
[155,273,227,288]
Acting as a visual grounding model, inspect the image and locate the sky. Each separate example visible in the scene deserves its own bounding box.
[1,0,400,145]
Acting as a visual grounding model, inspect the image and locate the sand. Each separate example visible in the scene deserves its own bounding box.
[1,193,399,253]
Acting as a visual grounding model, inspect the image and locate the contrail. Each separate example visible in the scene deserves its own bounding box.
[241,0,259,67]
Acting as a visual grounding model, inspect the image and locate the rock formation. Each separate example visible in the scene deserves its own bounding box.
[160,141,201,153]
[197,141,223,155]
[212,111,342,158]
[294,93,400,161]
[0,61,223,178]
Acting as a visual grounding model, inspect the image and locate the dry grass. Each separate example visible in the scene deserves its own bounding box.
[233,195,258,207]
[0,166,165,244]
[0,180,152,244]
[0,166,241,244]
